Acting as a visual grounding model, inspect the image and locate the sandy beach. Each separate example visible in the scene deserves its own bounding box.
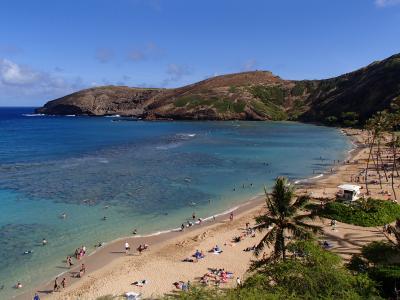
[17,128,397,300]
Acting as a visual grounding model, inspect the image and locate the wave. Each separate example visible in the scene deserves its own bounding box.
[105,115,121,118]
[176,133,196,139]
[22,113,45,117]
[294,173,324,184]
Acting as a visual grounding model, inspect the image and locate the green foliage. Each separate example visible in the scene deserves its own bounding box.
[349,241,400,298]
[251,100,287,120]
[341,111,359,127]
[232,101,245,113]
[174,95,245,114]
[253,178,321,262]
[250,85,285,106]
[228,86,238,93]
[361,241,400,265]
[325,115,338,126]
[317,198,400,227]
[290,81,316,97]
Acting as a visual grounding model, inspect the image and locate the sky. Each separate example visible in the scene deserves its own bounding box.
[0,0,399,106]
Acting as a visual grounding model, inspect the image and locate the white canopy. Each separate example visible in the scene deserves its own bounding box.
[337,184,361,192]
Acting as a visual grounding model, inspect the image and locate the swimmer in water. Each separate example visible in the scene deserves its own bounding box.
[42,238,47,246]
[102,216,107,221]
[60,212,67,219]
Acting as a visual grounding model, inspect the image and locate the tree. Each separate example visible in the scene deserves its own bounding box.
[252,177,321,263]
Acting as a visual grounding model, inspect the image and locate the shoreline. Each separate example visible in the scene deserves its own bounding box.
[14,127,356,300]
[15,195,267,300]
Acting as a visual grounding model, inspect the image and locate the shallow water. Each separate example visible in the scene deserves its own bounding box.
[0,107,351,298]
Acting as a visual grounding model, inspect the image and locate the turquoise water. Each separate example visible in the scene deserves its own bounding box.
[0,107,351,298]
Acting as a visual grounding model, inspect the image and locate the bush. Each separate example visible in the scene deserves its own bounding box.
[349,241,400,298]
[318,198,400,227]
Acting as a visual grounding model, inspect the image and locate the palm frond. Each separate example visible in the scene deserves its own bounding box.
[254,225,277,256]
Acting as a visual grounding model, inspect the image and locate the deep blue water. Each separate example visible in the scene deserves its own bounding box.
[0,107,351,298]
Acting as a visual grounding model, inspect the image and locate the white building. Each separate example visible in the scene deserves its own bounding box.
[336,184,361,201]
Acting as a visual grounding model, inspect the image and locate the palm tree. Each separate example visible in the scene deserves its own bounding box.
[253,177,321,263]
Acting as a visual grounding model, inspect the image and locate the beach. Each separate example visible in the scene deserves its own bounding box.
[14,127,396,300]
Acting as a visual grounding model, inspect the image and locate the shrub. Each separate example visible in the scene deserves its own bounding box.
[318,198,400,227]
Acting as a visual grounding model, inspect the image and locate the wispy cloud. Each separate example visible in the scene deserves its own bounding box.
[241,59,258,71]
[127,42,164,62]
[0,58,86,104]
[95,48,114,63]
[162,63,192,86]
[375,0,400,7]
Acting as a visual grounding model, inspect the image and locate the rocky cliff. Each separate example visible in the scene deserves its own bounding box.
[36,53,400,125]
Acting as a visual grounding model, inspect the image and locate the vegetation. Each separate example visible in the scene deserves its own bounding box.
[348,236,400,298]
[290,81,315,97]
[341,111,359,127]
[249,85,285,106]
[252,177,321,263]
[163,241,380,300]
[316,198,400,227]
[251,100,287,120]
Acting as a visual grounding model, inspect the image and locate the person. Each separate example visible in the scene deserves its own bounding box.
[33,293,40,300]
[192,212,196,220]
[16,282,22,289]
[61,278,66,289]
[80,264,86,277]
[230,212,233,221]
[330,219,336,231]
[42,238,47,246]
[133,229,137,235]
[82,245,86,255]
[137,244,144,254]
[66,256,73,268]
[181,223,185,231]
[125,242,130,254]
[53,277,59,292]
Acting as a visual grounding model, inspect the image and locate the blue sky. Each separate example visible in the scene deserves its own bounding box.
[0,0,399,106]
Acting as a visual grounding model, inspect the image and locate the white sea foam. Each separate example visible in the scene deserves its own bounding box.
[22,113,45,117]
[294,173,324,184]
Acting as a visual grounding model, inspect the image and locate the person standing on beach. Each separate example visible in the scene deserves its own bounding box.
[230,212,234,221]
[61,278,66,289]
[53,277,59,292]
[33,293,40,300]
[125,241,130,254]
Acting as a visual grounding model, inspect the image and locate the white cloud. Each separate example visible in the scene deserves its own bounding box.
[0,59,39,85]
[375,0,400,7]
[0,58,86,105]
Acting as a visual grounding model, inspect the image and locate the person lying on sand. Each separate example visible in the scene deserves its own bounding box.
[132,279,148,287]
[243,245,256,252]
[209,245,222,254]
[194,249,205,259]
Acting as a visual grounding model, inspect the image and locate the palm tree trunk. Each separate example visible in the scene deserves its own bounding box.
[365,134,376,195]
[392,133,398,201]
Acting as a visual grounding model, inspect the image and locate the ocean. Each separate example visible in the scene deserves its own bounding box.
[0,107,351,298]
